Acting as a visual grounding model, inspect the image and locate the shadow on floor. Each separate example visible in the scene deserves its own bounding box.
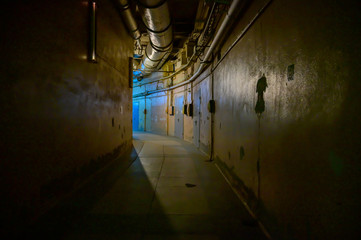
[18,132,268,240]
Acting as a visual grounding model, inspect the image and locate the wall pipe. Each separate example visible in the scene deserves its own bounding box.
[134,0,273,98]
[134,52,196,87]
[118,0,141,41]
[133,0,242,97]
[138,0,173,74]
[133,2,218,88]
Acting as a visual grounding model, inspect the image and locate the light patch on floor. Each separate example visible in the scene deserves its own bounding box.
[62,132,267,239]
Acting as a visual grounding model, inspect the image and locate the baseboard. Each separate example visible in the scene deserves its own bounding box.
[214,157,272,240]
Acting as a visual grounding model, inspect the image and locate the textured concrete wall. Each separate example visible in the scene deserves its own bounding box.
[0,0,133,235]
[135,0,361,238]
[212,0,361,238]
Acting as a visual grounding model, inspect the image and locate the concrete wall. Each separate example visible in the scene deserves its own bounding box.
[134,0,361,238]
[0,0,133,236]
[211,0,361,238]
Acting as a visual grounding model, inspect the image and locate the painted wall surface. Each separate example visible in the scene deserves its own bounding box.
[0,0,133,236]
[212,0,361,239]
[133,0,361,238]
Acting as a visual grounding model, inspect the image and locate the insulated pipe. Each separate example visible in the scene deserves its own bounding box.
[119,0,141,40]
[134,2,218,87]
[135,52,196,87]
[138,0,173,74]
[139,0,242,95]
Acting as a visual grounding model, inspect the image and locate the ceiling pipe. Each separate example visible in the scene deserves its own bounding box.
[135,0,242,96]
[135,52,196,87]
[118,0,141,43]
[134,3,218,87]
[138,0,173,75]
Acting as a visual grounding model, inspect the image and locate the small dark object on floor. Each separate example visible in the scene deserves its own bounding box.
[185,183,196,188]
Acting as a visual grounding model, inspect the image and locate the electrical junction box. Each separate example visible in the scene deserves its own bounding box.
[169,106,174,116]
[187,103,193,117]
[183,104,188,115]
[208,100,215,113]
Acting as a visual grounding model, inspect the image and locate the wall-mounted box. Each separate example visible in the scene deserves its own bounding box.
[169,106,174,116]
[183,104,188,115]
[187,103,193,117]
[208,100,215,113]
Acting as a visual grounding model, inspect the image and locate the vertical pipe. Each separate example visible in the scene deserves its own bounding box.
[118,0,141,40]
[89,0,97,62]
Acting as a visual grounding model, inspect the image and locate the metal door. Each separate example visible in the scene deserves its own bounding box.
[132,101,139,131]
[174,95,184,139]
[193,90,201,147]
[145,99,151,131]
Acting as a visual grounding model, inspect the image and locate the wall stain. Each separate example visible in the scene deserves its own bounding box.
[240,146,245,160]
[255,75,267,115]
[255,75,267,203]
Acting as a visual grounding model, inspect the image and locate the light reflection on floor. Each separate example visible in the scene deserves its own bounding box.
[63,132,268,240]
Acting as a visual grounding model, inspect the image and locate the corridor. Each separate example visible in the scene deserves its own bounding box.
[60,132,268,239]
[2,0,361,239]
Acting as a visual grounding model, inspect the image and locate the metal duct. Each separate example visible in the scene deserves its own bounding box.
[118,0,141,40]
[134,0,245,97]
[138,0,173,74]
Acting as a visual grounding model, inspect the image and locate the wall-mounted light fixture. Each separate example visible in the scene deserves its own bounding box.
[88,0,97,62]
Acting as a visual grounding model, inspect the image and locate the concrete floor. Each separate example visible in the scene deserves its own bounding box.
[30,132,268,240]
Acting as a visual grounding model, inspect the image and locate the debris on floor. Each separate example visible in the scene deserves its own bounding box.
[185,183,197,188]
